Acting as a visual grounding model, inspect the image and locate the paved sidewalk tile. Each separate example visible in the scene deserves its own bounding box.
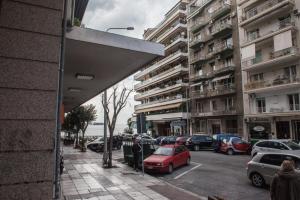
[61,146,204,200]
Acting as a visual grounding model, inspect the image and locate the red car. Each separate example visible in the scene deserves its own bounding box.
[220,137,251,155]
[143,145,190,173]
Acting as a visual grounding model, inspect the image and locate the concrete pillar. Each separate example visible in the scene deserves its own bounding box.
[0,0,63,199]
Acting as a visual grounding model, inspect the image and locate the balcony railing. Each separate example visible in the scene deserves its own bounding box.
[244,76,300,91]
[134,64,187,90]
[191,84,236,98]
[213,42,233,54]
[211,22,232,36]
[165,36,187,51]
[188,0,213,16]
[189,34,212,48]
[242,47,300,68]
[213,64,235,75]
[212,109,237,116]
[190,52,207,64]
[135,82,188,100]
[135,50,188,80]
[242,0,294,22]
[190,17,207,33]
[135,96,185,110]
[157,22,187,42]
[245,18,295,43]
[210,1,231,19]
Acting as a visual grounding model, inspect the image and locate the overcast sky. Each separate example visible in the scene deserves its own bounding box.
[82,0,177,130]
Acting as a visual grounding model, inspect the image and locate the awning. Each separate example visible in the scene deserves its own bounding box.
[274,30,292,52]
[135,103,182,113]
[64,27,164,112]
[241,43,255,60]
[212,74,231,82]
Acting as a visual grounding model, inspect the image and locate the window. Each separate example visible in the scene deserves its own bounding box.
[210,62,216,71]
[284,65,297,81]
[224,97,234,111]
[250,73,264,82]
[212,100,217,111]
[247,29,259,41]
[225,56,233,67]
[208,43,214,53]
[288,94,300,111]
[282,141,300,150]
[196,102,204,112]
[197,120,206,133]
[256,98,266,113]
[256,141,271,148]
[253,50,262,64]
[260,154,283,166]
[270,142,289,150]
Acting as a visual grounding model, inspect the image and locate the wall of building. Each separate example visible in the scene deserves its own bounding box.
[0,0,63,199]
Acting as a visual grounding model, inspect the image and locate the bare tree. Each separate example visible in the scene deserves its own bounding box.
[102,86,133,167]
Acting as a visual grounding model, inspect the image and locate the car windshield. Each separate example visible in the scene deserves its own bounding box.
[153,147,174,156]
[282,141,300,150]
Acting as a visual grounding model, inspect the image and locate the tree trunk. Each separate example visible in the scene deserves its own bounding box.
[108,128,113,167]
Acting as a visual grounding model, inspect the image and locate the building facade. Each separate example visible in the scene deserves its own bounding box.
[237,0,300,141]
[187,0,244,136]
[134,0,191,136]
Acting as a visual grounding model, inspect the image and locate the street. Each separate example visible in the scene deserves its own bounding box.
[149,151,269,200]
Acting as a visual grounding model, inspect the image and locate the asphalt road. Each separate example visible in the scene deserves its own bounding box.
[150,151,269,200]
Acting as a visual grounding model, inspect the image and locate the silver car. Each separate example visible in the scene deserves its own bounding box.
[251,139,300,157]
[247,152,300,187]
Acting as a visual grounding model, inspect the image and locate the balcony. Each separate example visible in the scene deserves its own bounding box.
[146,112,188,121]
[188,0,213,19]
[192,108,236,117]
[134,65,188,90]
[145,6,186,40]
[191,84,236,99]
[190,17,207,33]
[240,0,295,27]
[135,96,186,111]
[213,64,235,76]
[157,22,187,43]
[134,82,188,101]
[244,76,300,94]
[134,50,188,80]
[210,2,231,20]
[247,106,300,117]
[242,19,297,46]
[190,52,210,65]
[190,72,213,82]
[189,34,212,49]
[212,42,233,55]
[242,47,300,71]
[211,22,232,37]
[165,37,188,53]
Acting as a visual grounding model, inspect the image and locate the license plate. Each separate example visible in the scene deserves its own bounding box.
[147,166,153,169]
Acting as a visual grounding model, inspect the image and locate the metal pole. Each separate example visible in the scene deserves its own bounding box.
[186,87,190,135]
[140,114,144,176]
[103,91,108,166]
[54,0,67,198]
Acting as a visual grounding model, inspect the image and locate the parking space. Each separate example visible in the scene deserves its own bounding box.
[151,151,269,200]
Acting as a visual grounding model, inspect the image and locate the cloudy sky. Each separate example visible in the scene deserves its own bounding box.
[82,0,177,131]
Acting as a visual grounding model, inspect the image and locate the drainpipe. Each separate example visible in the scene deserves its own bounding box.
[54,0,68,198]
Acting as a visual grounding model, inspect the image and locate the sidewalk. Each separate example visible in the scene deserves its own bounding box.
[61,146,206,200]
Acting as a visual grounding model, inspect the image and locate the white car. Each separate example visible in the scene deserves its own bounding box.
[251,139,300,157]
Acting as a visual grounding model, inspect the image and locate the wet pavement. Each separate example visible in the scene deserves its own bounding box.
[61,146,206,200]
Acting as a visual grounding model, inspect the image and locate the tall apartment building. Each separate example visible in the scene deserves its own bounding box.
[237,0,300,140]
[187,0,244,136]
[134,0,191,136]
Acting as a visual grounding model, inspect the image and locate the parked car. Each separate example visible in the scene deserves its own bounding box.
[247,152,300,187]
[87,136,122,152]
[143,145,190,173]
[212,134,241,152]
[160,136,177,145]
[186,134,213,151]
[220,137,251,155]
[155,136,165,145]
[251,139,300,157]
[176,136,189,145]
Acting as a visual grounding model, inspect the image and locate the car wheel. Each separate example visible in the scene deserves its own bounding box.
[194,145,200,151]
[168,164,173,174]
[251,173,265,188]
[227,148,234,155]
[186,157,191,166]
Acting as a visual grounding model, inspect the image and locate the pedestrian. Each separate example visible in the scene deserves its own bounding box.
[132,138,141,172]
[270,159,300,200]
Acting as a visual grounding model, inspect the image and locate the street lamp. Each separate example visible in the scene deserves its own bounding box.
[102,26,134,166]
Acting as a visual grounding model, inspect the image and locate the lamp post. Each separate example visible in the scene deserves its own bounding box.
[103,27,134,167]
